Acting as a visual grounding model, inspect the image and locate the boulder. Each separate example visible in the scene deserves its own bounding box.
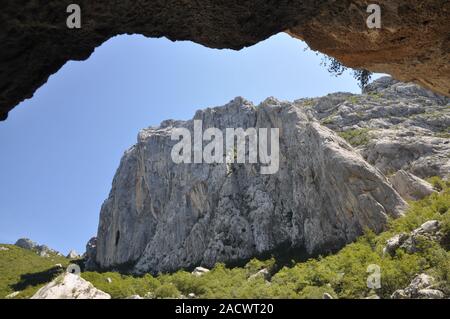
[383,220,442,256]
[248,268,270,281]
[401,220,442,254]
[31,273,111,299]
[39,251,50,258]
[15,238,61,257]
[416,289,445,299]
[389,170,436,201]
[391,274,445,299]
[36,245,60,257]
[322,293,333,299]
[66,250,80,259]
[382,233,409,256]
[15,238,37,250]
[191,267,210,277]
[416,220,441,235]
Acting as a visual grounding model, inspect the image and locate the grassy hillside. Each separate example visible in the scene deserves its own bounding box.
[1,178,448,299]
[82,178,449,299]
[0,245,70,298]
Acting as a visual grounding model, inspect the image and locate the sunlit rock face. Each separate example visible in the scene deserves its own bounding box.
[1,1,449,120]
[304,76,450,179]
[95,96,407,274]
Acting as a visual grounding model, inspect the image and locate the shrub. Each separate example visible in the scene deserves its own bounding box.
[2,180,448,299]
[154,283,180,299]
[338,128,371,147]
[0,245,69,298]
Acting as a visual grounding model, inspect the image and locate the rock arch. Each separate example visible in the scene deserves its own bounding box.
[1,0,449,120]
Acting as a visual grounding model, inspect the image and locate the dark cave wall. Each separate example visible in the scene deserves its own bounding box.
[1,0,449,120]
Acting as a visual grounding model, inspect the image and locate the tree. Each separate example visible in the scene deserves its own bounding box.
[320,56,372,90]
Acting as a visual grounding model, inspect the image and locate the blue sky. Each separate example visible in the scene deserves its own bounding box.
[0,33,382,254]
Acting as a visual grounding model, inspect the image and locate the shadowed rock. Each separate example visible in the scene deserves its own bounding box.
[1,1,449,120]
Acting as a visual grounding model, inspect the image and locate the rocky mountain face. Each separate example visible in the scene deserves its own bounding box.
[1,1,449,120]
[87,77,450,274]
[14,238,61,258]
[303,76,450,179]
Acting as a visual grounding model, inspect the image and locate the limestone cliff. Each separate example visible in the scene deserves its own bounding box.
[94,82,414,274]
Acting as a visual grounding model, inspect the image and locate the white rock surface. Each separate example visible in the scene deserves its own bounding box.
[95,96,407,274]
[416,289,445,299]
[322,292,333,299]
[191,267,210,277]
[5,291,20,299]
[391,273,445,299]
[383,220,442,256]
[389,170,436,201]
[15,238,36,250]
[66,250,80,259]
[382,233,409,256]
[31,273,111,299]
[304,76,450,178]
[248,268,270,281]
[14,238,61,256]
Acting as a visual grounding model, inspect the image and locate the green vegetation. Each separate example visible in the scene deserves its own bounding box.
[0,245,70,298]
[320,111,338,125]
[436,132,450,139]
[1,179,449,299]
[320,56,372,89]
[321,116,335,125]
[84,179,449,299]
[338,128,372,147]
[300,99,315,109]
[347,95,361,105]
[368,92,384,100]
[435,128,450,139]
[81,271,161,298]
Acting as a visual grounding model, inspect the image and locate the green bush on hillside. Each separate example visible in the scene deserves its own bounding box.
[0,245,69,298]
[338,128,372,147]
[1,178,449,299]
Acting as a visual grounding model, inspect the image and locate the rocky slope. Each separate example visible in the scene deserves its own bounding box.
[301,76,450,178]
[14,238,62,258]
[89,78,443,274]
[1,1,449,120]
